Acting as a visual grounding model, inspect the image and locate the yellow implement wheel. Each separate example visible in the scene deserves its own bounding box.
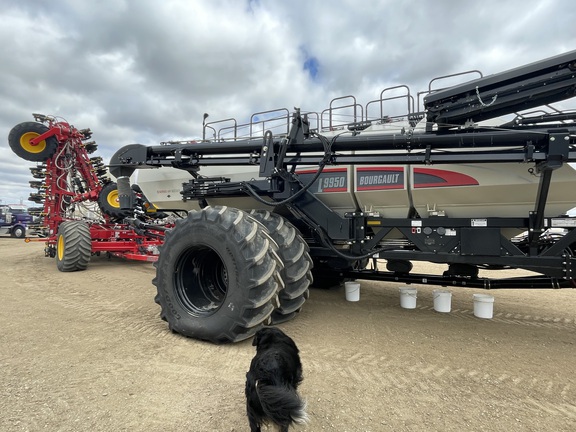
[97,182,133,220]
[8,122,58,162]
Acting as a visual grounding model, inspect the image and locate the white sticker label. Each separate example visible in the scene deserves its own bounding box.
[411,220,422,227]
[471,219,488,227]
[551,218,576,227]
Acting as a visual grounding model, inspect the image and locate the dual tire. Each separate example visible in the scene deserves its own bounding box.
[153,206,313,343]
[249,210,312,324]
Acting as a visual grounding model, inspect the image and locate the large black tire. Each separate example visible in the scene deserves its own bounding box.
[56,221,92,272]
[97,182,133,220]
[8,122,58,162]
[153,206,282,343]
[250,210,312,324]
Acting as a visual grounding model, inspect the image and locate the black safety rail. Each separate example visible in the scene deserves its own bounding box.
[198,68,484,140]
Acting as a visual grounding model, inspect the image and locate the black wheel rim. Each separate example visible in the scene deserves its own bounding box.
[174,245,228,316]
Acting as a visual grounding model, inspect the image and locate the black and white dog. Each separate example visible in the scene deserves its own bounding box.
[245,327,308,431]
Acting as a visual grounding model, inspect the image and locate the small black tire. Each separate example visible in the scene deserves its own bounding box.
[8,122,58,162]
[97,182,133,220]
[56,221,92,272]
[153,206,282,343]
[11,225,26,239]
[249,210,312,324]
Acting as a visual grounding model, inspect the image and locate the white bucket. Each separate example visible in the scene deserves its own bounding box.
[433,290,452,313]
[399,286,417,309]
[473,294,494,319]
[344,281,360,302]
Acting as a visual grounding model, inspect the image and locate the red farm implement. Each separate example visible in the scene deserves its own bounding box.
[8,114,171,271]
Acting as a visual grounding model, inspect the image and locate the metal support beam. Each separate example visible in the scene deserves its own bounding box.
[528,132,570,250]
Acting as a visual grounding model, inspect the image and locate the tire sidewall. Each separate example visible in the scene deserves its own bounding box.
[156,213,270,341]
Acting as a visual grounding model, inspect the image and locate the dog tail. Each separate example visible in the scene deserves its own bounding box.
[256,382,309,426]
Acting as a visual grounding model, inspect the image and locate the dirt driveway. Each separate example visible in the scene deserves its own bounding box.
[1,238,575,431]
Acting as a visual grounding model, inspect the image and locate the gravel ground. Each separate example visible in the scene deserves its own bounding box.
[1,238,576,431]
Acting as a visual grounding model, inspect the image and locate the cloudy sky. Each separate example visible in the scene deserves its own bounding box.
[0,0,574,206]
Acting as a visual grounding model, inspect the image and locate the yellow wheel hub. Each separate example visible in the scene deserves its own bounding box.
[107,190,120,208]
[20,132,47,154]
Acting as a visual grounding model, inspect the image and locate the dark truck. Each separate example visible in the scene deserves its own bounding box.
[0,204,33,238]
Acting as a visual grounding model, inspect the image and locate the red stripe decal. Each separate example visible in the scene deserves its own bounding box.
[413,168,478,188]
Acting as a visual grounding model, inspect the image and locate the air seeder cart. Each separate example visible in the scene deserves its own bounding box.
[109,50,576,343]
